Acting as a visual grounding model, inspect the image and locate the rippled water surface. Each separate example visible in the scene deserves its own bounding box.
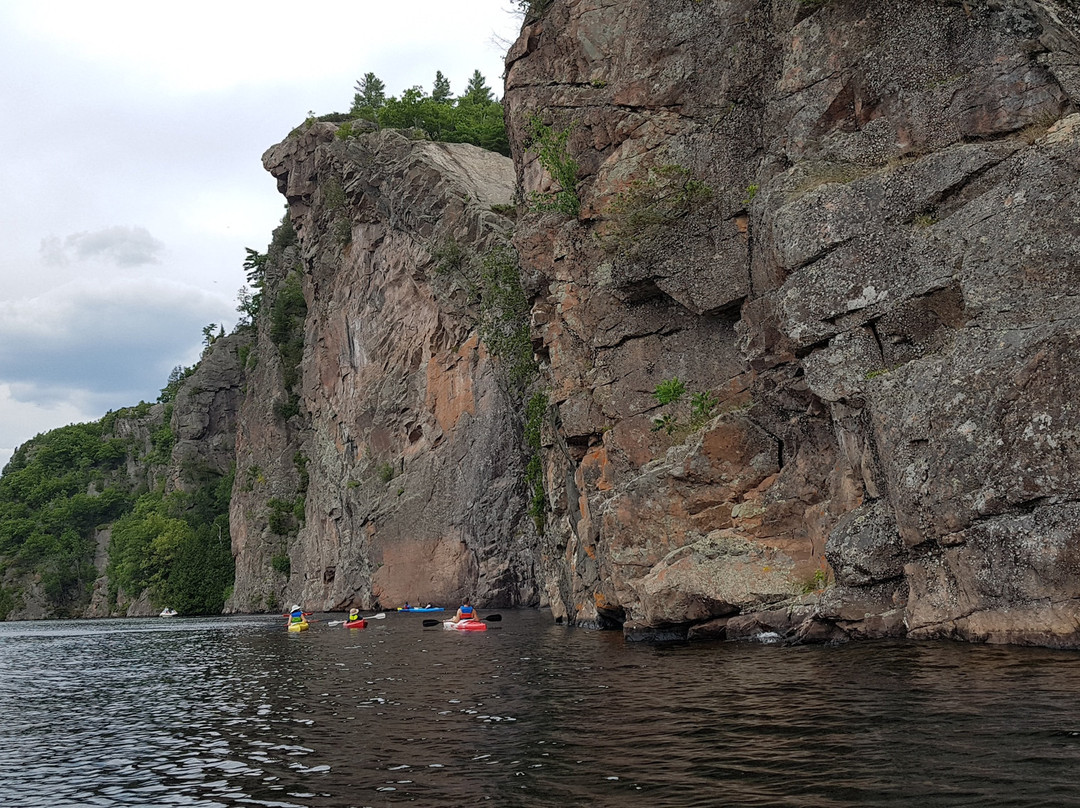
[3,611,1080,807]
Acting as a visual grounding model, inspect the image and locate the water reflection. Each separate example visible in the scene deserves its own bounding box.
[1,613,1079,806]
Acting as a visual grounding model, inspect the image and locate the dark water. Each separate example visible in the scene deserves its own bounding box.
[2,611,1080,807]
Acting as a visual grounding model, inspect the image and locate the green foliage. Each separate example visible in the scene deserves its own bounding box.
[342,70,509,155]
[650,413,680,435]
[267,498,298,536]
[0,388,237,617]
[332,219,352,246]
[431,238,470,279]
[158,365,195,403]
[263,455,307,544]
[148,412,175,465]
[432,70,451,103]
[0,586,18,620]
[601,164,712,255]
[0,424,132,603]
[650,378,719,436]
[237,246,268,325]
[351,72,386,115]
[517,0,554,20]
[323,177,346,211]
[431,238,536,393]
[479,246,536,395]
[270,215,298,255]
[377,462,395,484]
[524,393,547,452]
[105,465,235,616]
[690,391,719,426]
[526,117,580,216]
[376,84,508,155]
[270,270,307,421]
[244,246,268,284]
[524,393,548,533]
[797,567,829,594]
[461,70,493,105]
[294,452,310,497]
[271,552,291,576]
[653,377,687,406]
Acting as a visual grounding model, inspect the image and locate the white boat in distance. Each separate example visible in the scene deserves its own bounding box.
[159,608,178,618]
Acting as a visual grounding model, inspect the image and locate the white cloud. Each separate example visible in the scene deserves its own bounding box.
[40,226,165,267]
[0,385,92,473]
[0,278,233,402]
[0,0,524,471]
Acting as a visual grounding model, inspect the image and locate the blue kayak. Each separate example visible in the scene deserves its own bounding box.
[397,606,444,612]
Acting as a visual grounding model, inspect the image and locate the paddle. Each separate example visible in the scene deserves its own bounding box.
[327,612,386,627]
[422,613,501,627]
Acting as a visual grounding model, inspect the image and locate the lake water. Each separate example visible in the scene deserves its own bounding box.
[2,610,1080,807]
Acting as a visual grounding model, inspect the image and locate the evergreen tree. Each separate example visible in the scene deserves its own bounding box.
[432,71,451,103]
[351,72,386,114]
[461,70,494,105]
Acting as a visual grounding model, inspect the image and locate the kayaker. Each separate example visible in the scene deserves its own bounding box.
[452,598,478,623]
[288,604,307,626]
[403,601,411,611]
[348,608,360,623]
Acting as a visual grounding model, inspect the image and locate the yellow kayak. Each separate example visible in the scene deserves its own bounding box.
[287,621,309,632]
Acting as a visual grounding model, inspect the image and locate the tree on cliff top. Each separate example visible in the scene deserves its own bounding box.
[351,72,386,117]
[346,70,508,156]
[460,70,493,105]
[432,70,451,103]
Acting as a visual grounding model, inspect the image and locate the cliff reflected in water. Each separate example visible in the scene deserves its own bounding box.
[3,612,1079,807]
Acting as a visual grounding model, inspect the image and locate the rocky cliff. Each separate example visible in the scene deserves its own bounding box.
[226,126,540,613]
[498,0,1080,645]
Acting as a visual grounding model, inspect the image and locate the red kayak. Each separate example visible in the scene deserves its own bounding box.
[343,619,367,629]
[443,619,487,631]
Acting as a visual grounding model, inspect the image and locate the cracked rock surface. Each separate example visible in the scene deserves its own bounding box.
[504,0,1080,645]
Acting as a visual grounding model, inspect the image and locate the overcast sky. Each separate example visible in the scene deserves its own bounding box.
[0,0,523,470]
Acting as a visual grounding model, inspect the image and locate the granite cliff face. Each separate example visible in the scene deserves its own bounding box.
[214,0,1080,647]
[499,0,1080,644]
[227,126,540,613]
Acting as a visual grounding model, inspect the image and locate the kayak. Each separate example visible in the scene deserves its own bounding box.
[444,619,487,632]
[343,619,367,629]
[398,607,443,612]
[287,621,309,632]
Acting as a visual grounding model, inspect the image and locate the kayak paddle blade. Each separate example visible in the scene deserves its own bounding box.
[422,619,441,627]
[483,614,502,622]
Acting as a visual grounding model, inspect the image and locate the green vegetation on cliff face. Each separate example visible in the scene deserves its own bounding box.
[431,238,548,532]
[270,269,307,421]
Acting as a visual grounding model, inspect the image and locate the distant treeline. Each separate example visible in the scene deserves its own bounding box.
[0,404,233,620]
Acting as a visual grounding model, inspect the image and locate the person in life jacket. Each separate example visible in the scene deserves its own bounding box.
[453,598,478,623]
[348,608,361,623]
[288,604,307,625]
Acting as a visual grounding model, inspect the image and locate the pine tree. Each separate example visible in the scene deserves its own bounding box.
[432,70,451,103]
[351,72,386,114]
[461,70,493,105]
